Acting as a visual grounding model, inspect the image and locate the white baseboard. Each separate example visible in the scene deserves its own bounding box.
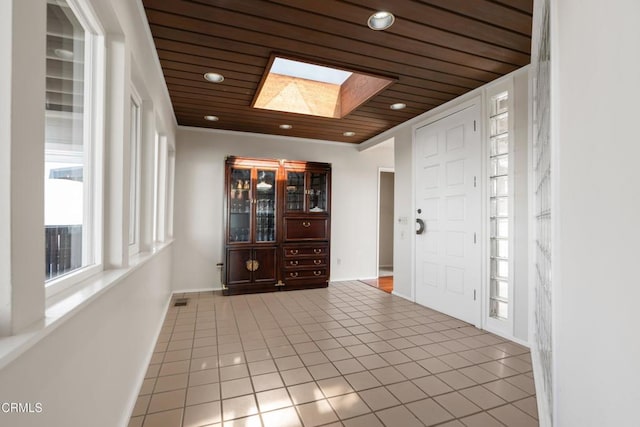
[530,343,553,427]
[391,290,413,302]
[482,325,531,348]
[172,287,223,294]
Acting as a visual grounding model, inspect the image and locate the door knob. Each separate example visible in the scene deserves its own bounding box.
[416,218,425,235]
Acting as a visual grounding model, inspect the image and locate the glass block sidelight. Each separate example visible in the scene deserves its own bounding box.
[532,0,553,419]
[489,91,510,320]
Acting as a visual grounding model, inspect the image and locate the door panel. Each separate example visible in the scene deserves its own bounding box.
[253,247,277,283]
[227,248,252,285]
[415,105,481,325]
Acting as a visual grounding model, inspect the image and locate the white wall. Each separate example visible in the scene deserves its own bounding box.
[552,0,640,425]
[0,248,172,427]
[391,125,415,301]
[173,128,394,291]
[379,171,394,268]
[512,72,530,341]
[366,68,530,343]
[0,0,177,425]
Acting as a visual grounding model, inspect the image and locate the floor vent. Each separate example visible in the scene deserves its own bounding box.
[174,298,189,307]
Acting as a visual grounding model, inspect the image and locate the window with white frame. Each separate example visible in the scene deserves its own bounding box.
[45,0,102,288]
[488,91,511,320]
[129,90,142,254]
[153,133,168,243]
[152,132,160,243]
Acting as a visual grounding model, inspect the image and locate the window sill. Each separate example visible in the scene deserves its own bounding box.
[0,240,173,371]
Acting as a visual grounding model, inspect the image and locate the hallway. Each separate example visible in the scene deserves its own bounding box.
[130,281,537,427]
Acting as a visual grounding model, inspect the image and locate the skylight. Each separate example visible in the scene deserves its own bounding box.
[270,58,352,85]
[253,55,395,119]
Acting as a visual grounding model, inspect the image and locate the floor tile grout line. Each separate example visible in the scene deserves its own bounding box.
[130,284,537,427]
[179,293,204,426]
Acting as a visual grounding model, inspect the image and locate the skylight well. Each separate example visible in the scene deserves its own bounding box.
[253,56,395,119]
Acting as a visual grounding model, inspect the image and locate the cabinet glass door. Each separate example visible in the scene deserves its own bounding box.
[256,169,276,242]
[229,168,251,242]
[285,171,305,213]
[309,171,328,212]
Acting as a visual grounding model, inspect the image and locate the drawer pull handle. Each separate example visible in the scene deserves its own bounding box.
[302,221,311,228]
[313,249,322,254]
[313,259,322,265]
[290,260,299,266]
[314,271,322,276]
[290,272,299,278]
[290,249,299,255]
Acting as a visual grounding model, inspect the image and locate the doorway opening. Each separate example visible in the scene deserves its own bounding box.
[362,168,394,293]
[378,169,394,277]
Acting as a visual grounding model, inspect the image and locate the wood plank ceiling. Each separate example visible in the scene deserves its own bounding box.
[142,0,533,144]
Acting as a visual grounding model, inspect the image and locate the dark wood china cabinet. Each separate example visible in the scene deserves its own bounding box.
[223,156,331,295]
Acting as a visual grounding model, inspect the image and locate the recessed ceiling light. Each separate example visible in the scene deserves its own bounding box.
[204,115,219,121]
[279,124,292,129]
[54,48,74,59]
[203,72,224,83]
[390,102,406,110]
[343,131,356,137]
[368,11,395,30]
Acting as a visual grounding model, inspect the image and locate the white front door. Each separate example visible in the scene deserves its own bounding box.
[414,104,481,325]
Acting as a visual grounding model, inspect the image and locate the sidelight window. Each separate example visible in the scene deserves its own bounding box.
[489,91,511,320]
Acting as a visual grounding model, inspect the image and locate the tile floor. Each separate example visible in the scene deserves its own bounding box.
[129,281,538,427]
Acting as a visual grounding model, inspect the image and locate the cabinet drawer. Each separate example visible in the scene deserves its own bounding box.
[283,218,328,241]
[283,245,327,257]
[284,257,327,269]
[284,269,327,280]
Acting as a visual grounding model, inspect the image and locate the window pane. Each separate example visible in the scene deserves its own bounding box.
[256,170,276,242]
[309,172,327,212]
[491,238,509,258]
[490,92,508,116]
[491,176,508,197]
[45,0,87,281]
[496,259,509,279]
[490,299,508,320]
[490,134,509,156]
[286,171,304,211]
[129,98,140,246]
[495,93,509,115]
[491,113,508,135]
[490,155,509,176]
[496,218,509,238]
[229,168,251,242]
[490,197,509,218]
